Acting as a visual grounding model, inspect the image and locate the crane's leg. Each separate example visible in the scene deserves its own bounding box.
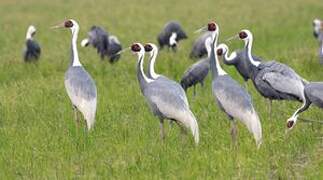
[193,85,197,96]
[230,120,238,148]
[159,119,165,140]
[73,105,80,127]
[176,121,187,143]
[244,81,248,90]
[268,99,272,121]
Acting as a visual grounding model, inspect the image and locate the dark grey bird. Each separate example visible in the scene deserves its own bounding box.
[157,21,188,52]
[287,82,323,130]
[180,37,211,95]
[217,43,261,86]
[202,22,262,148]
[81,26,122,63]
[189,31,211,59]
[52,19,97,130]
[23,25,41,62]
[128,43,199,144]
[228,29,307,117]
[312,19,323,64]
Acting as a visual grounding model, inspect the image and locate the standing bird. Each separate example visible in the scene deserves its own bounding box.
[189,31,212,59]
[23,25,41,62]
[286,82,323,130]
[216,43,261,87]
[180,37,211,95]
[227,30,307,118]
[127,43,199,144]
[202,22,262,148]
[52,19,97,130]
[312,19,323,64]
[81,26,122,63]
[157,21,188,52]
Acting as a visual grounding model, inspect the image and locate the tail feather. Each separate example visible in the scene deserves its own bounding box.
[183,110,199,144]
[241,110,262,148]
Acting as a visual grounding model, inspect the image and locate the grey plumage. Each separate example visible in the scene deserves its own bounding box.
[24,39,41,62]
[180,58,209,93]
[189,32,211,59]
[206,23,262,148]
[82,26,122,63]
[157,21,188,51]
[133,43,199,144]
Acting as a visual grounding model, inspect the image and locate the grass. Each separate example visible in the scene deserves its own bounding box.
[0,0,322,178]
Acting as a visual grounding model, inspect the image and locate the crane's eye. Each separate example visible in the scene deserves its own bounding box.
[239,31,248,39]
[64,20,73,28]
[131,44,141,52]
[144,44,153,52]
[208,22,217,31]
[217,48,223,56]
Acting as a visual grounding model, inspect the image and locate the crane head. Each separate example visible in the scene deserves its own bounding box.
[313,19,323,39]
[286,116,297,130]
[216,44,228,56]
[207,22,217,31]
[51,19,78,32]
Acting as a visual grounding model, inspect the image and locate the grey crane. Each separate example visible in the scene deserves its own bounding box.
[286,82,323,130]
[227,29,307,118]
[52,19,97,130]
[157,21,188,52]
[312,19,323,64]
[180,37,211,95]
[216,43,261,87]
[189,31,212,59]
[81,26,122,63]
[126,43,199,144]
[201,22,262,148]
[23,25,41,62]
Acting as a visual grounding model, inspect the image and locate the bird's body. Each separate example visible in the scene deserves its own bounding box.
[250,61,306,102]
[157,21,188,51]
[81,26,122,62]
[23,25,41,62]
[190,32,211,59]
[56,19,97,130]
[180,57,209,94]
[132,43,199,144]
[205,22,262,148]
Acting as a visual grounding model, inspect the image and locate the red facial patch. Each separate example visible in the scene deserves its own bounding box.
[287,121,294,128]
[144,44,153,52]
[217,48,223,56]
[208,22,217,31]
[64,20,73,28]
[239,31,248,39]
[131,44,141,52]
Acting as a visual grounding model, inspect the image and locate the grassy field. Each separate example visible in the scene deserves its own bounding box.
[0,0,322,178]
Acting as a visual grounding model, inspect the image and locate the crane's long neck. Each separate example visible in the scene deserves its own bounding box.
[290,98,310,122]
[245,38,260,67]
[137,53,152,88]
[148,49,160,79]
[223,49,238,65]
[26,32,33,40]
[70,27,82,67]
[210,35,226,78]
[320,38,323,57]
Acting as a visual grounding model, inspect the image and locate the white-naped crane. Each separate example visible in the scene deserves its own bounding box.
[23,25,41,62]
[157,21,188,52]
[52,19,97,130]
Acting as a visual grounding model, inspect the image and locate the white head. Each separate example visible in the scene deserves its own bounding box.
[313,18,323,39]
[169,32,177,47]
[286,116,297,131]
[26,25,36,40]
[215,43,229,56]
[144,43,158,57]
[52,19,79,35]
[130,43,145,58]
[238,29,253,46]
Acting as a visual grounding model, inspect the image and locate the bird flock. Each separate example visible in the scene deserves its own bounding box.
[21,18,323,148]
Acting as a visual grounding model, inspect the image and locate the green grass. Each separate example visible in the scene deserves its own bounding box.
[0,0,322,178]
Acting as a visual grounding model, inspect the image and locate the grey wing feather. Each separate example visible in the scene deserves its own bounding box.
[180,58,209,90]
[190,32,211,58]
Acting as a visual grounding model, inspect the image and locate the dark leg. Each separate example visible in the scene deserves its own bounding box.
[159,119,165,140]
[176,121,187,142]
[230,120,238,148]
[244,81,248,90]
[73,105,80,127]
[193,85,196,96]
[268,99,272,121]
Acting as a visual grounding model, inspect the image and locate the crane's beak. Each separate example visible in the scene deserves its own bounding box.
[225,34,239,42]
[194,26,207,34]
[50,22,65,29]
[115,47,130,55]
